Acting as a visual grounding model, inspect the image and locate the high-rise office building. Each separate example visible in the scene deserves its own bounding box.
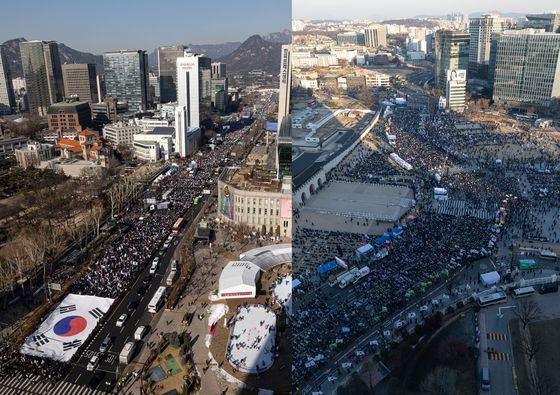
[468,14,512,76]
[20,40,64,115]
[0,47,15,115]
[61,63,98,103]
[525,12,560,33]
[175,51,211,157]
[277,45,292,179]
[103,50,149,112]
[277,45,291,127]
[489,29,560,108]
[157,45,185,103]
[364,25,388,48]
[210,62,228,112]
[211,62,227,79]
[211,77,228,112]
[434,30,470,88]
[337,32,366,46]
[445,69,467,111]
[149,73,160,103]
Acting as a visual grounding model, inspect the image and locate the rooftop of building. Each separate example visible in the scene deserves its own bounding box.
[48,101,90,113]
[149,126,175,136]
[221,165,284,193]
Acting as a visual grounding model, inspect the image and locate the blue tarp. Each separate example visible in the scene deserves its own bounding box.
[318,260,338,274]
[374,235,390,245]
[356,244,374,254]
[266,121,278,131]
[390,227,403,237]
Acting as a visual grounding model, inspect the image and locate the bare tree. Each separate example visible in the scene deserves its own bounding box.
[90,201,105,237]
[20,226,51,297]
[514,298,542,330]
[519,331,544,362]
[2,241,29,293]
[419,366,459,395]
[528,369,557,395]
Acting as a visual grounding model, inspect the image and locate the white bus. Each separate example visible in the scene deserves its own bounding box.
[540,250,557,261]
[148,286,167,313]
[512,286,535,298]
[477,291,507,307]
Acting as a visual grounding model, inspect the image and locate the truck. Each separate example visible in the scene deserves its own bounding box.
[352,266,370,284]
[166,270,177,286]
[338,268,360,289]
[119,341,137,364]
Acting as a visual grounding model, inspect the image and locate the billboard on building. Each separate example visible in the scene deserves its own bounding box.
[280,197,292,218]
[446,69,466,81]
[220,185,234,220]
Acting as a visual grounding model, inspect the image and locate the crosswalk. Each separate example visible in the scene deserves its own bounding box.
[487,332,507,341]
[432,199,495,220]
[489,352,511,361]
[0,373,102,395]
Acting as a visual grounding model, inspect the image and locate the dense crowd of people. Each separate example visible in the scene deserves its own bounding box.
[2,126,251,384]
[72,127,248,298]
[293,101,560,389]
[292,212,493,385]
[0,345,67,384]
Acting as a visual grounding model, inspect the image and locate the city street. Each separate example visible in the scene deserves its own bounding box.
[65,202,204,392]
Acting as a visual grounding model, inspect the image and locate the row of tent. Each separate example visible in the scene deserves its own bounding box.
[316,220,416,275]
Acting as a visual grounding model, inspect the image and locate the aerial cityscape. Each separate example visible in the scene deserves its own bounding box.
[0,0,560,394]
[291,1,560,395]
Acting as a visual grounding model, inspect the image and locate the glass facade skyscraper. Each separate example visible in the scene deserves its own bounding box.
[103,50,149,112]
[0,46,15,115]
[490,29,560,107]
[434,30,470,88]
[157,45,185,103]
[20,40,64,115]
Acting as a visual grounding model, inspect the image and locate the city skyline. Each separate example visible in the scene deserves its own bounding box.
[0,0,291,54]
[293,0,559,21]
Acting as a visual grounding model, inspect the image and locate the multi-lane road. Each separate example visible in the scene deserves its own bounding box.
[64,202,204,392]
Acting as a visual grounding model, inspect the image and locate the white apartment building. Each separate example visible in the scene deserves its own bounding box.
[363,72,391,87]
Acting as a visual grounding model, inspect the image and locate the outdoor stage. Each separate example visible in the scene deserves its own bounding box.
[299,181,415,233]
[226,305,276,374]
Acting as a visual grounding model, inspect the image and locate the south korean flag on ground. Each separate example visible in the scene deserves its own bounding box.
[21,294,114,362]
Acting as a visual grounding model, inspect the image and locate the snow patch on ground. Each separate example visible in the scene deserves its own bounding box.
[207,303,228,326]
[273,274,292,316]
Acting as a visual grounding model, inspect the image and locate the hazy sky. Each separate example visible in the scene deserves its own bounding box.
[293,0,559,21]
[1,0,291,54]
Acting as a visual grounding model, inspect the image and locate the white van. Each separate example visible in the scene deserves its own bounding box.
[149,260,159,275]
[119,341,137,364]
[134,326,148,341]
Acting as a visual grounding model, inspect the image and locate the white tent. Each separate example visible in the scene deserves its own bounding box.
[480,271,500,286]
[218,261,260,299]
